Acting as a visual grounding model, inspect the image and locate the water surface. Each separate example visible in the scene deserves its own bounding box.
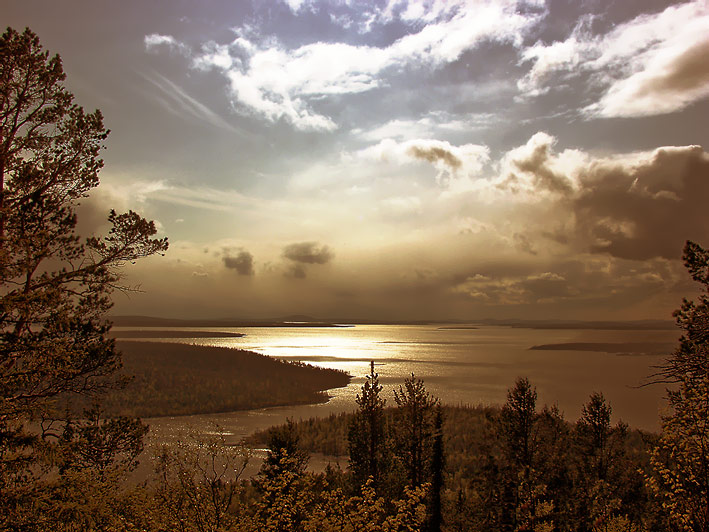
[118,324,678,436]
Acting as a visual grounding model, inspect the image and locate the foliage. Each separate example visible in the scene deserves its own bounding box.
[646,240,709,532]
[0,26,168,425]
[428,405,444,532]
[0,26,167,530]
[348,361,387,492]
[57,403,148,478]
[499,377,538,474]
[266,399,657,531]
[392,373,439,489]
[259,419,309,480]
[152,427,251,532]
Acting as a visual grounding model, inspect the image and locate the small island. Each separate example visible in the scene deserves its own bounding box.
[529,342,675,355]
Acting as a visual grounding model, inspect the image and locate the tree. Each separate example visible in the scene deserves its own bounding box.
[0,26,168,425]
[500,377,538,479]
[577,393,614,482]
[392,373,439,489]
[574,393,633,532]
[0,26,168,527]
[153,427,250,532]
[654,240,709,385]
[498,377,550,532]
[259,418,309,480]
[428,404,445,532]
[646,240,709,532]
[348,360,387,492]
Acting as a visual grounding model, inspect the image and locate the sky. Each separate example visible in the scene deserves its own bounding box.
[4,0,709,321]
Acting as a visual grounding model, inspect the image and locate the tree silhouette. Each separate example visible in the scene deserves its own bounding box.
[393,373,439,489]
[0,26,168,528]
[646,240,709,532]
[348,360,386,492]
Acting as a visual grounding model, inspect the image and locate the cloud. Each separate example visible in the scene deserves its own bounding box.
[355,112,498,142]
[380,196,422,218]
[222,249,254,276]
[285,263,308,279]
[497,133,709,260]
[144,33,189,55]
[500,132,579,195]
[357,138,489,185]
[283,242,334,264]
[572,145,709,260]
[149,1,542,130]
[408,145,462,170]
[518,1,709,117]
[453,271,572,305]
[141,72,238,131]
[588,34,709,118]
[450,255,677,310]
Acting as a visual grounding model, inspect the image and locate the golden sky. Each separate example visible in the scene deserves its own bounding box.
[5,0,709,320]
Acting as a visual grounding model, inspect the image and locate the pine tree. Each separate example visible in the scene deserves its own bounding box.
[0,26,168,424]
[348,360,386,492]
[0,26,168,529]
[393,373,439,488]
[498,377,543,532]
[574,393,630,532]
[260,419,309,480]
[428,404,445,532]
[646,240,709,532]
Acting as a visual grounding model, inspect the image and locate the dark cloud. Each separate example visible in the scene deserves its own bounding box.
[573,145,709,260]
[222,249,254,276]
[513,233,538,255]
[454,271,573,305]
[284,263,307,279]
[407,145,462,170]
[282,242,334,264]
[646,39,709,95]
[452,256,678,311]
[504,136,709,261]
[508,134,573,195]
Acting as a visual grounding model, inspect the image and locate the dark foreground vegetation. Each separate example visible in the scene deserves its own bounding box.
[2,26,709,532]
[102,341,350,417]
[252,396,656,530]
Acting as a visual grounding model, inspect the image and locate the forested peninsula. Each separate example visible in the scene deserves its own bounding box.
[101,341,350,417]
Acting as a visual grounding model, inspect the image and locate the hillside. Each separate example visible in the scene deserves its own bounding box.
[100,341,350,417]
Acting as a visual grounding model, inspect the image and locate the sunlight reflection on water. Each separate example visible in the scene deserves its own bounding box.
[116,324,679,432]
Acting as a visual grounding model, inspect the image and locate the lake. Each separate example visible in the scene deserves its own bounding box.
[117,324,678,452]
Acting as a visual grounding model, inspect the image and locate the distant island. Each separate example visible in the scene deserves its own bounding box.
[475,318,677,330]
[109,330,246,338]
[529,342,676,355]
[111,315,350,328]
[111,314,676,330]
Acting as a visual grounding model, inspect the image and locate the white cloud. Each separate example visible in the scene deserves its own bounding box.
[498,131,586,196]
[356,111,498,141]
[150,1,542,131]
[380,195,423,217]
[357,138,490,185]
[518,1,709,117]
[144,33,189,55]
[141,72,238,131]
[588,34,709,117]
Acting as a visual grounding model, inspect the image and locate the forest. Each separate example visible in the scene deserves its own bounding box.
[102,341,350,417]
[250,381,658,530]
[1,25,709,532]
